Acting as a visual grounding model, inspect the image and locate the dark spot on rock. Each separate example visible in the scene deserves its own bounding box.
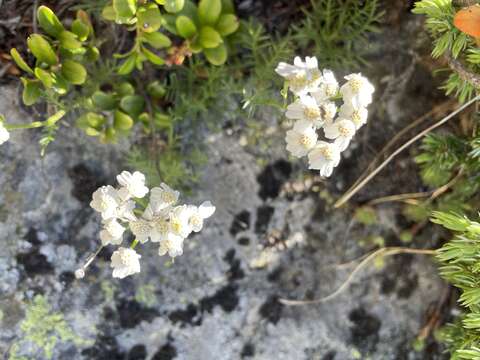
[200,284,239,313]
[152,342,177,360]
[238,237,250,246]
[117,299,159,328]
[68,164,105,204]
[168,304,201,327]
[16,249,53,277]
[59,271,75,287]
[223,249,245,281]
[82,334,126,360]
[267,267,282,283]
[128,344,147,360]
[322,351,336,360]
[257,159,292,200]
[241,343,255,358]
[380,255,418,299]
[255,206,275,235]
[349,307,381,353]
[397,273,418,299]
[230,210,251,236]
[24,227,41,245]
[259,296,284,324]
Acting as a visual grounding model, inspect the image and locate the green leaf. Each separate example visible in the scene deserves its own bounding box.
[204,43,227,65]
[142,47,165,65]
[76,112,106,129]
[198,0,221,25]
[164,0,185,13]
[114,110,134,130]
[10,48,33,74]
[37,6,64,38]
[21,78,42,106]
[71,19,89,41]
[58,30,82,50]
[34,67,54,88]
[118,54,137,75]
[137,3,162,33]
[85,127,101,136]
[61,59,87,85]
[92,91,117,110]
[116,82,135,96]
[120,95,145,116]
[113,0,137,19]
[221,0,235,14]
[45,110,66,126]
[143,32,172,48]
[147,81,166,98]
[27,34,58,65]
[176,15,197,38]
[216,14,238,36]
[199,26,222,48]
[102,126,117,143]
[51,73,69,95]
[102,5,117,21]
[86,46,100,62]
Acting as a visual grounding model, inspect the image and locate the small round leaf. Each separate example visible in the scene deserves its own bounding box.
[204,43,227,65]
[176,15,197,39]
[120,95,145,116]
[92,91,118,110]
[137,3,162,33]
[37,6,64,38]
[143,32,172,48]
[61,60,87,85]
[10,48,33,74]
[164,0,185,13]
[27,34,58,65]
[198,0,221,25]
[199,26,222,48]
[216,14,238,37]
[114,110,134,130]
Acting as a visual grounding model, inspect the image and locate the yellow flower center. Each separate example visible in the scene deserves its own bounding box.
[339,124,352,137]
[351,110,361,124]
[154,219,169,234]
[324,84,337,97]
[171,219,182,234]
[300,134,314,148]
[130,220,151,235]
[303,106,320,120]
[350,78,363,93]
[190,215,202,227]
[320,146,333,160]
[161,191,176,204]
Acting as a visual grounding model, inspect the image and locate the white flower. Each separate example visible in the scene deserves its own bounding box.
[286,95,324,128]
[308,141,342,177]
[323,119,356,151]
[158,233,185,258]
[129,218,153,243]
[169,205,192,238]
[285,120,318,158]
[275,56,322,95]
[117,171,149,199]
[311,69,339,102]
[100,218,125,246]
[320,101,337,124]
[0,123,10,145]
[150,183,179,212]
[90,185,121,220]
[340,73,375,107]
[187,201,216,232]
[116,200,137,222]
[338,103,368,130]
[110,247,141,279]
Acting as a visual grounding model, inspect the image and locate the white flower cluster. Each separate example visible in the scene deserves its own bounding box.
[275,56,374,177]
[88,171,215,279]
[0,122,10,145]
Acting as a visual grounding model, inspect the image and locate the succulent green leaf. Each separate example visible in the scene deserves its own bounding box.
[92,91,117,110]
[120,95,145,116]
[137,3,162,33]
[10,48,33,74]
[72,19,89,41]
[147,81,166,98]
[27,34,58,65]
[216,14,238,36]
[204,43,227,65]
[102,5,117,21]
[34,67,54,88]
[116,82,135,96]
[76,112,105,129]
[221,0,235,14]
[103,126,118,143]
[164,0,185,13]
[114,110,134,130]
[143,32,172,48]
[118,54,137,75]
[142,47,165,65]
[61,59,87,85]
[21,78,42,106]
[85,127,101,136]
[199,26,222,48]
[37,6,64,38]
[198,0,221,25]
[189,38,203,53]
[45,110,66,126]
[51,73,69,95]
[86,46,100,62]
[176,15,197,38]
[113,0,137,19]
[58,30,82,50]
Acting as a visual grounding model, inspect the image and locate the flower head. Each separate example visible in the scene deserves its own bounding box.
[275,56,322,95]
[338,103,368,130]
[169,205,193,238]
[187,201,216,232]
[0,123,10,145]
[323,119,356,151]
[308,141,342,177]
[90,185,121,220]
[100,218,125,246]
[150,183,179,212]
[285,120,318,158]
[129,218,153,244]
[111,247,141,279]
[286,95,325,128]
[158,233,185,259]
[117,171,149,199]
[340,73,375,107]
[311,69,339,102]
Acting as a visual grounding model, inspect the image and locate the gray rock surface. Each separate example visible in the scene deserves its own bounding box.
[0,10,450,360]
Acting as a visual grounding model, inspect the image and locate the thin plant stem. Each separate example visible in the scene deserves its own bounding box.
[279,247,437,306]
[334,95,480,208]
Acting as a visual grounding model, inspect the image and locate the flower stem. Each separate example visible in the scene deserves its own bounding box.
[5,122,45,130]
[130,238,139,249]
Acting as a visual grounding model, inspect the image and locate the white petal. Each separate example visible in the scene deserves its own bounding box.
[199,201,216,219]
